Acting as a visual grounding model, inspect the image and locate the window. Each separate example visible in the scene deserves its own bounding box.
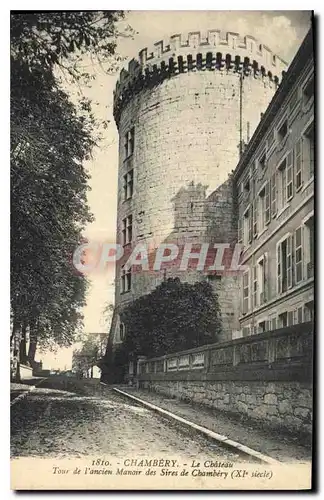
[304,215,314,279]
[252,265,257,307]
[271,317,277,330]
[303,75,314,106]
[278,312,288,328]
[277,235,292,294]
[271,172,277,217]
[287,311,294,326]
[278,154,292,210]
[258,320,269,333]
[295,138,303,190]
[294,307,304,325]
[259,188,266,231]
[304,123,314,179]
[124,127,135,158]
[277,119,288,142]
[258,182,270,231]
[122,215,133,245]
[252,200,258,237]
[295,226,303,284]
[121,267,132,293]
[243,207,252,247]
[123,170,134,201]
[258,255,267,304]
[304,300,314,322]
[242,270,249,314]
[286,151,293,201]
[119,322,125,341]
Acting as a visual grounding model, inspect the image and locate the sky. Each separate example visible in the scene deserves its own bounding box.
[40,10,311,370]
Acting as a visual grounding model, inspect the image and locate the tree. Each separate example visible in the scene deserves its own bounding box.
[72,332,104,377]
[120,278,222,359]
[10,12,132,371]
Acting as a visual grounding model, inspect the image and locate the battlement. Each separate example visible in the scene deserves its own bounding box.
[138,30,287,69]
[113,30,288,127]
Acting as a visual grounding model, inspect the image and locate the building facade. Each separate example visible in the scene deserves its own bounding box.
[110,30,286,346]
[233,28,314,337]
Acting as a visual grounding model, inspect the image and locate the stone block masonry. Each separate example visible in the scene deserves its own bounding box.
[137,322,313,437]
[110,30,288,348]
[142,380,312,438]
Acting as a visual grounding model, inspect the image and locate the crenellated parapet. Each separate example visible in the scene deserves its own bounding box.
[113,30,287,127]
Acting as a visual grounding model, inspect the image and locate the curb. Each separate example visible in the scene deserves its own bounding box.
[10,378,46,406]
[113,387,280,465]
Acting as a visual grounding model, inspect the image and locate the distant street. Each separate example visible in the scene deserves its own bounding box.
[11,377,243,461]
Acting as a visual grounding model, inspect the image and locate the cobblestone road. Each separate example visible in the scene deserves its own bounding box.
[11,377,247,461]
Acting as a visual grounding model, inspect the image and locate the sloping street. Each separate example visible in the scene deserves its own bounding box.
[11,377,245,462]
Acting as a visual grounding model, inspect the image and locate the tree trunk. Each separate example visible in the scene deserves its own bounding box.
[19,323,27,365]
[10,315,20,346]
[27,340,37,366]
[27,319,38,367]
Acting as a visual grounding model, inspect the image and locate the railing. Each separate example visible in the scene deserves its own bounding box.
[137,322,313,382]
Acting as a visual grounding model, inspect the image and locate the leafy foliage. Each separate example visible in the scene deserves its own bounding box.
[121,278,222,358]
[72,332,106,376]
[10,11,130,362]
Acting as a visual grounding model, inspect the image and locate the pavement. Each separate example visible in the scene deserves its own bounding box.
[115,385,312,464]
[10,377,248,462]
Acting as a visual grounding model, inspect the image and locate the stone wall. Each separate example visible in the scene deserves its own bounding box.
[141,379,312,437]
[137,322,313,437]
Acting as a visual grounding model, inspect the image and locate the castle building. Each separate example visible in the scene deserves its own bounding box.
[109,30,287,348]
[233,28,314,336]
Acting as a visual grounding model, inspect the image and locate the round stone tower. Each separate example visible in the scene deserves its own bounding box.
[111,30,287,343]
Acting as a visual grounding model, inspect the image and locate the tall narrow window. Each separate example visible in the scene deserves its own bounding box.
[127,215,133,243]
[271,172,277,217]
[286,151,293,201]
[121,267,132,293]
[271,317,277,330]
[119,323,125,341]
[287,310,294,326]
[278,312,288,328]
[122,218,127,246]
[243,208,251,247]
[242,270,249,314]
[294,307,304,325]
[304,123,314,180]
[124,127,135,158]
[258,183,270,231]
[278,157,287,209]
[253,199,258,238]
[305,215,314,279]
[304,300,314,322]
[295,138,303,190]
[252,265,257,307]
[122,215,133,245]
[277,235,292,294]
[123,170,134,201]
[295,226,303,284]
[258,256,267,304]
